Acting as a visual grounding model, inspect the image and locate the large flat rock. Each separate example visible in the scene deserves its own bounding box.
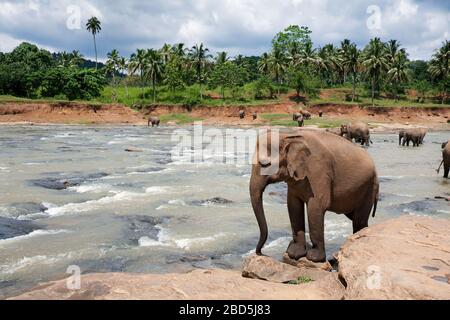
[9,269,342,300]
[338,215,450,300]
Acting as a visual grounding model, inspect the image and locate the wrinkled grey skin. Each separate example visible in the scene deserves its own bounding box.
[399,128,422,147]
[148,117,160,127]
[250,130,379,262]
[239,110,245,119]
[437,141,450,178]
[340,123,371,146]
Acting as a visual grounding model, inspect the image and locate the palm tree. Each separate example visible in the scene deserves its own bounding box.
[118,57,129,98]
[143,49,164,103]
[106,49,120,101]
[342,43,360,101]
[160,43,172,65]
[361,37,389,106]
[70,50,83,67]
[295,41,319,73]
[86,17,101,69]
[317,44,341,85]
[258,52,270,75]
[172,43,186,58]
[386,40,400,64]
[387,50,409,101]
[268,47,287,95]
[129,49,148,97]
[429,41,450,104]
[59,51,71,67]
[340,39,351,83]
[215,51,229,65]
[189,43,211,99]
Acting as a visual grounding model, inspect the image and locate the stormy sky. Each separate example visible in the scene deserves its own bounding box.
[0,0,448,61]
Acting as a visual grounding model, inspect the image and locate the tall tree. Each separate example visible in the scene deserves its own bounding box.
[118,56,129,98]
[258,52,270,75]
[215,51,229,65]
[342,43,360,101]
[428,41,450,104]
[106,49,120,101]
[361,37,389,106]
[86,17,101,69]
[387,50,409,101]
[268,47,287,95]
[189,43,211,99]
[129,49,148,97]
[143,49,164,103]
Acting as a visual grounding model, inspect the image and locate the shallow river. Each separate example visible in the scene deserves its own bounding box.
[0,125,448,298]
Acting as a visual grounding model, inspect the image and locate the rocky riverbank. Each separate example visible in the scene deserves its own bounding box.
[8,215,450,300]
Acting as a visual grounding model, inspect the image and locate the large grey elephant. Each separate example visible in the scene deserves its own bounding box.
[399,128,422,147]
[340,123,371,146]
[250,130,379,262]
[148,116,160,127]
[437,140,450,178]
[419,127,428,144]
[293,112,302,121]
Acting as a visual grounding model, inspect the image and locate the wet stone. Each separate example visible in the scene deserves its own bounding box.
[0,216,40,240]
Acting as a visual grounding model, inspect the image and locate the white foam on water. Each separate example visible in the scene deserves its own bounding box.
[0,167,9,172]
[438,210,450,214]
[242,236,291,257]
[68,183,114,194]
[0,229,69,246]
[392,193,414,198]
[0,251,73,275]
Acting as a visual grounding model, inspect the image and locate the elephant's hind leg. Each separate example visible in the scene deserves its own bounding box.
[352,187,374,233]
[286,191,307,260]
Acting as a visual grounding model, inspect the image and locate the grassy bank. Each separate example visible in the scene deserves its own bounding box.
[260,113,345,128]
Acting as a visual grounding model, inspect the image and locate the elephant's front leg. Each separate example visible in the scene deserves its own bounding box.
[306,200,326,262]
[286,191,307,260]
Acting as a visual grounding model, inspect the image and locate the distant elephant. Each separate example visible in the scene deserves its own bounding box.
[293,112,302,121]
[239,110,245,119]
[252,113,258,120]
[297,115,304,127]
[399,128,421,147]
[148,117,160,127]
[340,123,371,146]
[250,130,379,262]
[437,140,450,178]
[318,112,323,118]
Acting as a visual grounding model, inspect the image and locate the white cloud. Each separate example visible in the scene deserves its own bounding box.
[0,0,447,60]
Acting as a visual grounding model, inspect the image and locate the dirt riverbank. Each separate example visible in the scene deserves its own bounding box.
[0,101,449,130]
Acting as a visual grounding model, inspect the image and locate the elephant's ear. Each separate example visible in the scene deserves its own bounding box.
[285,137,334,208]
[285,140,311,181]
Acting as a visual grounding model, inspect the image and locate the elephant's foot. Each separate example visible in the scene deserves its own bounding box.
[286,240,307,260]
[306,248,326,263]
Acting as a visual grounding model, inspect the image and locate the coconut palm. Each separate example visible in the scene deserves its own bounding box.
[258,52,270,75]
[118,56,129,98]
[215,51,229,65]
[172,43,187,58]
[160,43,172,65]
[342,43,360,101]
[58,51,71,67]
[386,40,401,64]
[428,41,450,104]
[340,39,352,83]
[387,50,409,101]
[361,37,389,106]
[317,44,341,85]
[106,49,121,102]
[143,49,164,103]
[268,47,287,95]
[129,49,148,97]
[295,41,319,72]
[86,16,101,69]
[70,50,83,67]
[189,43,212,99]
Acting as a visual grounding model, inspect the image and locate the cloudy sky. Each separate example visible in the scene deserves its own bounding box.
[0,0,448,61]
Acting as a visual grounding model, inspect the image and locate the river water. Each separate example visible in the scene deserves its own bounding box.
[0,125,448,298]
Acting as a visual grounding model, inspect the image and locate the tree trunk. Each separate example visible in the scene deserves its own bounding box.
[152,77,156,103]
[93,34,98,70]
[371,78,375,107]
[352,72,356,102]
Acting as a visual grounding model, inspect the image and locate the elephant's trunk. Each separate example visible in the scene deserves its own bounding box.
[250,172,269,255]
[399,134,402,145]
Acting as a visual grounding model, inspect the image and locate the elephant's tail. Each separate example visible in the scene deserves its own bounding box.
[436,160,444,174]
[372,176,379,218]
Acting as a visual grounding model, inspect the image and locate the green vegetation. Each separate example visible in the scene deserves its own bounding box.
[287,276,314,285]
[0,22,448,109]
[159,113,203,124]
